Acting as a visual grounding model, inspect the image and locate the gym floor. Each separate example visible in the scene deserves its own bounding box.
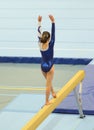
[0,63,94,130]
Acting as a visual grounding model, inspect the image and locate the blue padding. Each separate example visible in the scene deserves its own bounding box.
[53,109,94,115]
[53,58,92,65]
[53,64,94,115]
[0,56,92,65]
[0,57,41,64]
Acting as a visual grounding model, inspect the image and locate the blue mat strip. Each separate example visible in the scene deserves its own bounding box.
[53,109,94,115]
[0,56,92,65]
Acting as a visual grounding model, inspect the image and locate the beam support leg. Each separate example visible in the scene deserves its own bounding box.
[74,82,85,118]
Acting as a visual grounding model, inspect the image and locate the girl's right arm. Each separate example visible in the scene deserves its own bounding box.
[38,16,42,42]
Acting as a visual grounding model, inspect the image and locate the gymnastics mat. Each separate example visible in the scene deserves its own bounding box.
[0,94,45,130]
[54,64,94,115]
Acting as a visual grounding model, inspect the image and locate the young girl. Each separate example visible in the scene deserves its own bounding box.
[38,15,56,105]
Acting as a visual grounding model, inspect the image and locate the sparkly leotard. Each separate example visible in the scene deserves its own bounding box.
[38,22,55,72]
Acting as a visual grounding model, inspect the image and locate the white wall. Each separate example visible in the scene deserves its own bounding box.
[0,0,94,58]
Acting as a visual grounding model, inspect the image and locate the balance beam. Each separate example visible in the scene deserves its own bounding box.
[22,70,85,130]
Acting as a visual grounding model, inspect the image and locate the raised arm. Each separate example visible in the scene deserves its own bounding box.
[38,15,42,41]
[49,15,55,45]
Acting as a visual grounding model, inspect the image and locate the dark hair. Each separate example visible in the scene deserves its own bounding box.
[40,31,50,44]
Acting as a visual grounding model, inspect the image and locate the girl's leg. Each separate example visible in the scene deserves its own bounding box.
[51,86,56,98]
[45,66,56,105]
[41,70,47,79]
[41,66,56,105]
[41,70,50,104]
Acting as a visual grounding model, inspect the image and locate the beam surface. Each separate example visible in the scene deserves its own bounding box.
[22,70,85,130]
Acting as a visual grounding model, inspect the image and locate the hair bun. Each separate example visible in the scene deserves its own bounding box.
[40,31,50,43]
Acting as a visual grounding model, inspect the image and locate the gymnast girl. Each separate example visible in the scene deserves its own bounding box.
[37,15,56,105]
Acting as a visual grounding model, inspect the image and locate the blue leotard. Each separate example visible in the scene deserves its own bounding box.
[38,23,55,72]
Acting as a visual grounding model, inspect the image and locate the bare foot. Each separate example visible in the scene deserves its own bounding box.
[52,92,56,98]
[41,101,53,108]
[45,101,53,105]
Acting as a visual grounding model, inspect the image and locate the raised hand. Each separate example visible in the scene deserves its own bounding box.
[49,15,55,22]
[38,15,42,22]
